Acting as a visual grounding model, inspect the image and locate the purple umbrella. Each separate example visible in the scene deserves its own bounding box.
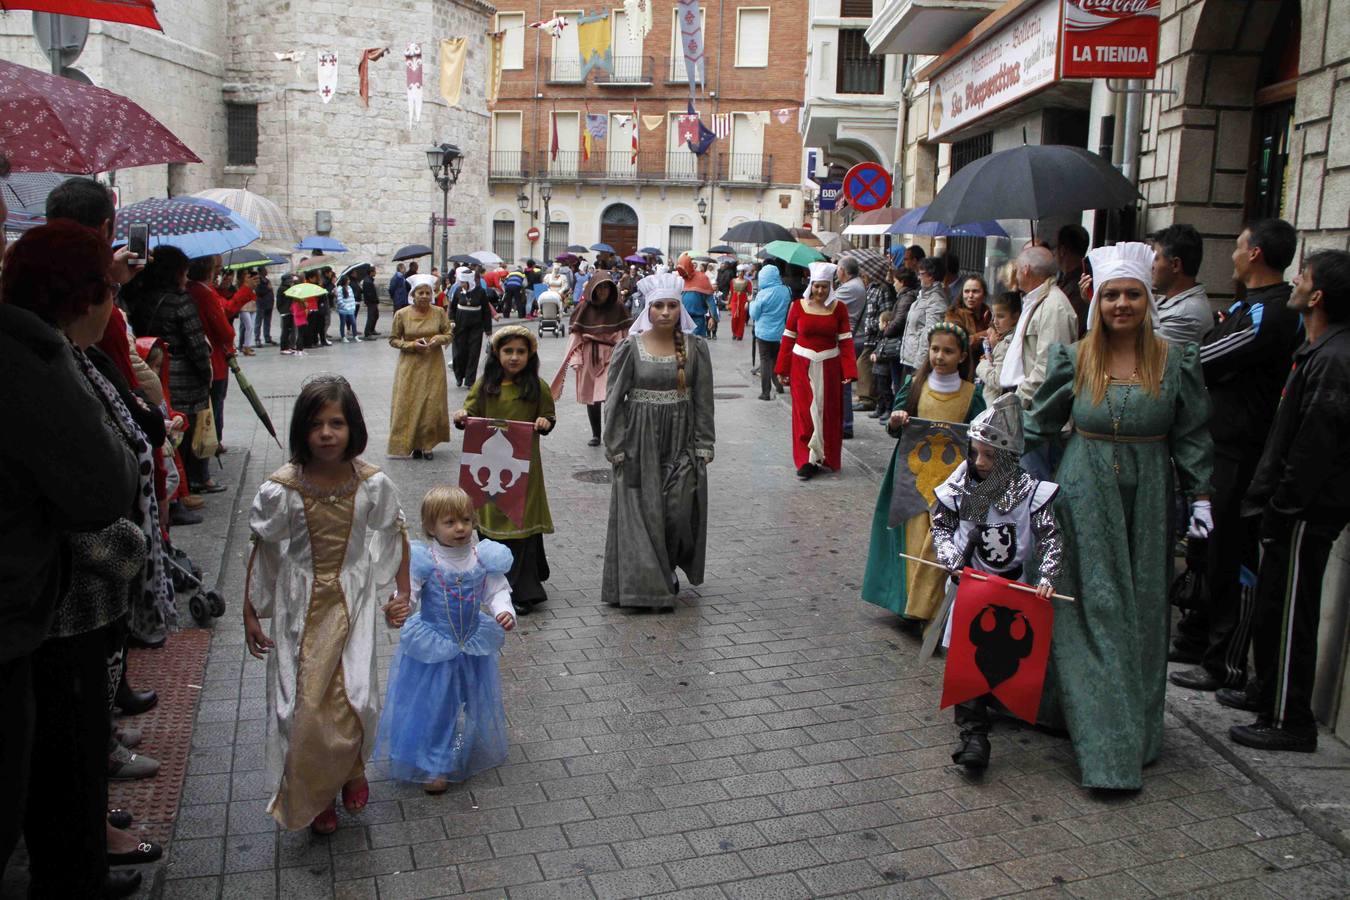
[887,205,1008,238]
[623,254,647,264]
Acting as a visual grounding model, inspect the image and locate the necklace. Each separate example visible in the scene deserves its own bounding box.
[297,462,360,503]
[1103,377,1136,475]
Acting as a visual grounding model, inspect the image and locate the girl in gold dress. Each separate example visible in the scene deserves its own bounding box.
[388,274,453,459]
[244,376,411,833]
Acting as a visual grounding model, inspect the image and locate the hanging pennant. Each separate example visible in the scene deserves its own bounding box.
[439,37,468,107]
[486,31,505,105]
[459,418,534,527]
[941,570,1055,724]
[775,107,794,125]
[274,50,305,78]
[550,111,560,161]
[585,113,609,140]
[631,98,640,163]
[642,114,665,131]
[317,51,338,103]
[577,11,613,77]
[358,47,389,108]
[623,0,653,43]
[888,422,969,527]
[404,43,424,125]
[677,114,699,146]
[713,113,730,139]
[677,0,705,95]
[528,16,569,39]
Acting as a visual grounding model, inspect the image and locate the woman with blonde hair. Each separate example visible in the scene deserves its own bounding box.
[1025,241,1213,790]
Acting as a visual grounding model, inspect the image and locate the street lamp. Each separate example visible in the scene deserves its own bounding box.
[426,142,463,281]
[516,190,530,215]
[696,195,708,224]
[539,181,553,264]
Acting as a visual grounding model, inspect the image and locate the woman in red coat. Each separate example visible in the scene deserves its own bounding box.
[727,264,752,340]
[775,261,857,480]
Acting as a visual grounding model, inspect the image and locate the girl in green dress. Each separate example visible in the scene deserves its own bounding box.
[454,325,556,613]
[1025,242,1213,790]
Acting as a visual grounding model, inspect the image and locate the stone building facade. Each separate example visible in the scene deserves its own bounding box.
[0,0,495,262]
[486,1,807,264]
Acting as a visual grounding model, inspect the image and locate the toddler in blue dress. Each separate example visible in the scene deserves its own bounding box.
[374,485,516,792]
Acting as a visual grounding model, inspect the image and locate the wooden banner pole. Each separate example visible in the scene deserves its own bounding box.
[898,552,1076,602]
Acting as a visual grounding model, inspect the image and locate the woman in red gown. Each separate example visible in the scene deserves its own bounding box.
[727,264,751,340]
[775,261,858,480]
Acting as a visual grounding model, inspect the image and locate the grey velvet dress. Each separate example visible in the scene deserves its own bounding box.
[602,334,716,607]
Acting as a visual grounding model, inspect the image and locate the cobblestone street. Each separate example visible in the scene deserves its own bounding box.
[147,325,1348,900]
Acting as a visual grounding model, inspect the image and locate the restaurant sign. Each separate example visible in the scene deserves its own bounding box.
[1061,0,1162,79]
[928,0,1061,141]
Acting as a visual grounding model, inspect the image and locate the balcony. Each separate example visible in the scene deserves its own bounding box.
[864,0,1003,57]
[666,56,705,86]
[488,148,776,187]
[595,55,654,86]
[547,57,584,84]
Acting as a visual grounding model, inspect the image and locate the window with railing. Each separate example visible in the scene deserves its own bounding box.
[669,225,693,258]
[836,29,884,95]
[493,220,515,263]
[226,103,258,166]
[597,56,652,84]
[545,221,570,255]
[665,150,701,182]
[489,150,529,179]
[548,56,584,83]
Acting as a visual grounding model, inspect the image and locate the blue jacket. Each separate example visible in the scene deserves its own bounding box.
[389,271,410,310]
[748,264,791,342]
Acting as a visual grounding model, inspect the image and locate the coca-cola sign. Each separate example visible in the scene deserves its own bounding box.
[1061,0,1162,79]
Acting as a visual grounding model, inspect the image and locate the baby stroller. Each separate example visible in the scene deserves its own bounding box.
[537,290,566,338]
[164,539,226,626]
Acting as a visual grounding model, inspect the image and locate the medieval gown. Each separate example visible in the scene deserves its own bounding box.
[387,305,453,456]
[861,376,984,619]
[1025,342,1212,789]
[728,276,751,340]
[774,299,858,472]
[602,335,716,607]
[248,461,406,829]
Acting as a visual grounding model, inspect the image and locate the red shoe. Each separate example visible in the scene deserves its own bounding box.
[310,804,338,835]
[341,776,369,813]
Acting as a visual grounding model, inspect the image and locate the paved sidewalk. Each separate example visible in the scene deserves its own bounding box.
[126,328,1350,898]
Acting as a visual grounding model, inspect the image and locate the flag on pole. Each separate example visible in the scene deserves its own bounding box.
[550,111,560,161]
[631,99,640,163]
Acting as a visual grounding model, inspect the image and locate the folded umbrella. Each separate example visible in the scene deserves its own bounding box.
[295,235,347,253]
[114,197,259,259]
[1,1,162,29]
[227,356,282,449]
[191,188,298,246]
[721,220,793,245]
[392,243,432,261]
[0,59,199,174]
[763,239,825,268]
[921,144,1140,226]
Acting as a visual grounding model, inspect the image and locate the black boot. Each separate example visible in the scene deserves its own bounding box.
[105,869,142,898]
[952,731,991,769]
[115,681,158,716]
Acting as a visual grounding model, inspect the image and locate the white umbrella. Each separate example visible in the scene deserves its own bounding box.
[470,250,503,265]
[191,188,298,245]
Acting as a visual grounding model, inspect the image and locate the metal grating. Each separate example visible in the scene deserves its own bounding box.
[668,225,693,259]
[493,219,515,262]
[226,103,258,166]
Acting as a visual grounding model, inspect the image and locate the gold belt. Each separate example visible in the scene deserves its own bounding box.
[1076,428,1166,444]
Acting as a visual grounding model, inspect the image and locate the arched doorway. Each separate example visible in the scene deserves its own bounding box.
[600,203,638,259]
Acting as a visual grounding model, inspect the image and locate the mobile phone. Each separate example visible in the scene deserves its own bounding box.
[127,224,150,262]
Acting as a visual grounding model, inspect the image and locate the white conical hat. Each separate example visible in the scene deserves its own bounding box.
[969,392,1023,455]
[637,272,684,303]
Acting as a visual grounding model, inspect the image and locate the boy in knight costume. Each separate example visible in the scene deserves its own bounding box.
[929,392,1063,770]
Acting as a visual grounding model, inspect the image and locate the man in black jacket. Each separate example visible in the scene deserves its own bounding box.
[1229,250,1350,753]
[1170,220,1303,700]
[361,265,381,338]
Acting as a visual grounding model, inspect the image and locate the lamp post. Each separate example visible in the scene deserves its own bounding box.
[539,180,553,265]
[425,142,463,281]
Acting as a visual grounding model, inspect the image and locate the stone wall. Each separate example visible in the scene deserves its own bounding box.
[224,0,494,260]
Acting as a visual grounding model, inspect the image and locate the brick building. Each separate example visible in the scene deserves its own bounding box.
[486,3,809,264]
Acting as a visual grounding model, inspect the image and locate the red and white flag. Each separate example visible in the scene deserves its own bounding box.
[528,16,570,38]
[631,99,640,164]
[458,418,534,527]
[713,113,731,139]
[550,111,560,161]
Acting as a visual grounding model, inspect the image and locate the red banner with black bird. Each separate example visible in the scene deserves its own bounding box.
[940,569,1054,723]
[458,417,533,526]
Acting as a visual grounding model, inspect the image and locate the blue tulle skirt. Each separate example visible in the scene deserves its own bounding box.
[373,611,508,783]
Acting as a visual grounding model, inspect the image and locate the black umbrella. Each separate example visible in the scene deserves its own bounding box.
[639,246,663,255]
[590,242,616,254]
[920,145,1140,226]
[227,356,282,449]
[708,244,736,254]
[566,244,589,254]
[721,220,793,244]
[448,253,479,267]
[392,243,432,261]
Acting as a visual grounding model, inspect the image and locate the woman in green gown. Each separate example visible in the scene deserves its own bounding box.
[1025,242,1213,790]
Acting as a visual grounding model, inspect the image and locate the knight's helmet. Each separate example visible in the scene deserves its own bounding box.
[969,393,1024,456]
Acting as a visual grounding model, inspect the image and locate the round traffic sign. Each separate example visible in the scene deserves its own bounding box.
[843,162,893,213]
[526,226,540,243]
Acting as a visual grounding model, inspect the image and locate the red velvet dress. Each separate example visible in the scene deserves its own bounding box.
[728,276,750,340]
[775,299,858,471]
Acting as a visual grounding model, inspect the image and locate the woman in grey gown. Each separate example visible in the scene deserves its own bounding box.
[602,273,716,609]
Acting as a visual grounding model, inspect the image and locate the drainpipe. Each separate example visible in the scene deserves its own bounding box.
[1119,79,1142,185]
[710,0,725,248]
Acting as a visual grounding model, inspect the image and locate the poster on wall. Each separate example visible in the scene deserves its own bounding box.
[1060,0,1162,79]
[927,0,1060,140]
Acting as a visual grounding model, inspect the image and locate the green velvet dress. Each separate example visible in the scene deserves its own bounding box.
[1025,342,1212,790]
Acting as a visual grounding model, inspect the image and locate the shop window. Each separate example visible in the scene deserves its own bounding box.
[836,29,883,95]
[493,219,515,263]
[226,103,258,166]
[669,224,693,258]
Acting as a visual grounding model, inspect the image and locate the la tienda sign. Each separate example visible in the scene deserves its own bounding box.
[1060,0,1162,79]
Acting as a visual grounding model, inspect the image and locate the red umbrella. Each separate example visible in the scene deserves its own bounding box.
[0,59,199,173]
[0,1,162,29]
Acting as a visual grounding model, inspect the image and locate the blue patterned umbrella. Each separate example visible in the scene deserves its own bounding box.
[887,205,1008,238]
[113,197,259,259]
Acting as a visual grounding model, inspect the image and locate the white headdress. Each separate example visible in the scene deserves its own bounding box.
[629,304,697,335]
[455,266,473,284]
[808,261,837,285]
[1086,241,1159,329]
[407,273,437,292]
[637,272,684,303]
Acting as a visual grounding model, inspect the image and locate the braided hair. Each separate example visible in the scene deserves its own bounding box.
[673,328,688,394]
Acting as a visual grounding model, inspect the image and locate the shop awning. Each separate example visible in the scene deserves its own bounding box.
[865,0,1003,57]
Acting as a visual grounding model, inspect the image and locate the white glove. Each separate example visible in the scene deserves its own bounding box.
[1187,499,1213,539]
